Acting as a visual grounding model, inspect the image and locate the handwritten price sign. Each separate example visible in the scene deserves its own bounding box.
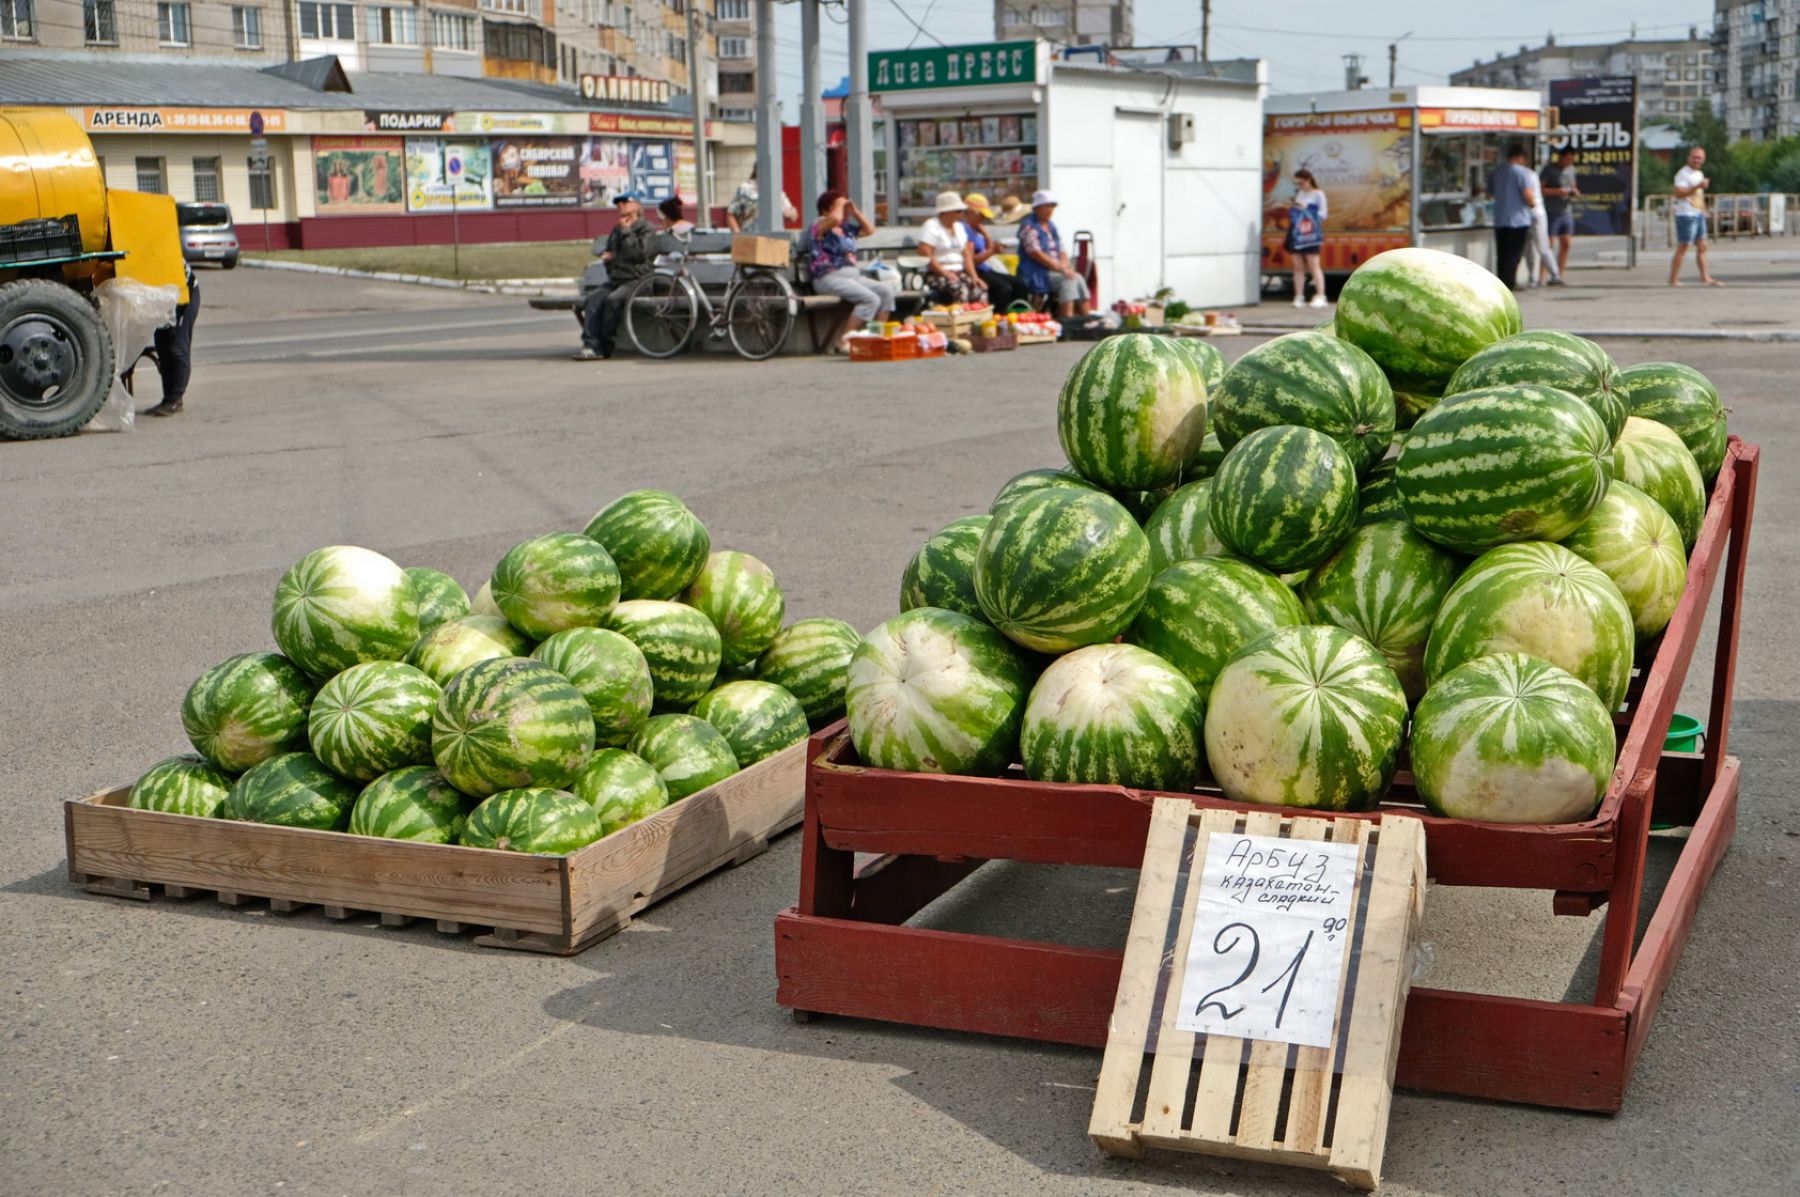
[1173,833,1361,1048]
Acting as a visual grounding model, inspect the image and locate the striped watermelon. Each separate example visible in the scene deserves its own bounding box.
[532,627,653,747]
[1300,522,1463,702]
[990,466,1105,513]
[1356,462,1406,525]
[1126,557,1305,696]
[1212,331,1396,475]
[460,787,603,854]
[627,713,739,800]
[1410,653,1615,823]
[1208,425,1357,573]
[1444,331,1627,442]
[604,599,723,711]
[405,614,534,688]
[583,488,712,600]
[181,651,315,773]
[1393,389,1437,431]
[900,515,989,618]
[128,755,234,817]
[1560,479,1687,638]
[490,532,621,640]
[973,487,1152,653]
[1194,432,1228,477]
[1203,625,1408,811]
[307,661,442,781]
[1613,416,1705,550]
[1424,541,1635,710]
[1335,247,1522,396]
[470,580,503,618]
[693,679,809,766]
[1620,362,1727,482]
[1174,337,1226,392]
[755,617,861,727]
[272,546,421,679]
[405,567,470,634]
[431,657,596,797]
[680,550,785,670]
[218,752,359,830]
[1020,643,1204,791]
[1396,385,1613,554]
[1112,485,1172,524]
[570,748,670,834]
[846,607,1031,775]
[1056,333,1209,489]
[1142,478,1224,572]
[347,766,474,843]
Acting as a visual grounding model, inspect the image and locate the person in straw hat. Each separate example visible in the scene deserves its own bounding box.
[996,194,1030,224]
[917,190,989,306]
[961,192,1022,312]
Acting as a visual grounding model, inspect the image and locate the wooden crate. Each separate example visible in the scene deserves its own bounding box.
[69,741,805,955]
[918,305,993,336]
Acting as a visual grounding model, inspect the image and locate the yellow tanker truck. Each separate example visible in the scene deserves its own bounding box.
[0,108,187,439]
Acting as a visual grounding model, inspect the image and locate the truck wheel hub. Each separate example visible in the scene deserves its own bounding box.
[0,314,82,404]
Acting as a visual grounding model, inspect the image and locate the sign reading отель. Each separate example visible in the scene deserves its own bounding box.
[869,41,1038,93]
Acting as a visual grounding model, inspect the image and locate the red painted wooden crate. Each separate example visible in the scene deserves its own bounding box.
[776,439,1760,1113]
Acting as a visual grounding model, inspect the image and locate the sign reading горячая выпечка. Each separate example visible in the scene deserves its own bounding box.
[869,42,1039,93]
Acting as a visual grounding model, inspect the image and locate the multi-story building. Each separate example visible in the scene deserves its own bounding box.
[995,1,1132,47]
[712,0,752,121]
[1451,29,1716,127]
[1712,0,1800,141]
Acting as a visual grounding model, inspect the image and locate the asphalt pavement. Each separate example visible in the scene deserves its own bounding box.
[2,265,1795,1196]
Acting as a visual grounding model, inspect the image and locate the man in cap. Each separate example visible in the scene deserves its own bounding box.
[576,192,657,361]
[1016,190,1090,318]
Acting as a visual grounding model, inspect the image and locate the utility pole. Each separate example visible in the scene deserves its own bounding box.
[1201,0,1211,64]
[753,0,783,234]
[685,0,710,226]
[799,0,824,209]
[1389,31,1413,89]
[845,0,875,213]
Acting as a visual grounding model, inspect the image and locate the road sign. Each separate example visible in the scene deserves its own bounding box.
[249,111,265,136]
[249,136,269,170]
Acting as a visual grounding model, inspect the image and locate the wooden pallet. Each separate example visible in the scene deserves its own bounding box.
[68,740,805,955]
[1089,804,1426,1189]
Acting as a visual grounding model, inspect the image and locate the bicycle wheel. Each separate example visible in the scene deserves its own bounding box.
[625,273,698,359]
[725,272,797,362]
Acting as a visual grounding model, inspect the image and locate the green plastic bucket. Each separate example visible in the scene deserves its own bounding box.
[1665,713,1705,753]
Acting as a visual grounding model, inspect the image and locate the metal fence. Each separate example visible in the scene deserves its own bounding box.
[1638,193,1800,249]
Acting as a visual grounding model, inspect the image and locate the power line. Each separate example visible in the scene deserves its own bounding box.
[885,0,946,48]
[1213,19,1706,45]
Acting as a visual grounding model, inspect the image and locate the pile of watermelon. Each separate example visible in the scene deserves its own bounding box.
[128,490,861,854]
[849,247,1730,824]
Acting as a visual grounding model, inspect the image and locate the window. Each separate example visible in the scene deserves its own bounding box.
[2,0,34,39]
[84,0,115,42]
[1685,69,1697,80]
[667,32,685,60]
[248,156,275,209]
[157,1,190,44]
[719,71,754,94]
[136,156,167,194]
[718,0,747,19]
[232,5,261,47]
[717,107,753,121]
[367,5,418,44]
[299,1,353,38]
[483,0,528,13]
[432,10,475,51]
[192,156,222,202]
[718,35,748,58]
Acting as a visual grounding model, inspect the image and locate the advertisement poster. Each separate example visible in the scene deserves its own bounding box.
[404,138,492,212]
[312,136,405,215]
[1262,110,1412,236]
[492,137,584,208]
[675,143,696,204]
[629,141,677,202]
[580,138,633,206]
[1546,77,1637,236]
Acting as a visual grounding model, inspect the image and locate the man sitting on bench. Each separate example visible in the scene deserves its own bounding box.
[575,193,657,361]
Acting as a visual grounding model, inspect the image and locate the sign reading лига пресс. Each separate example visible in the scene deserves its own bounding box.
[869,42,1038,93]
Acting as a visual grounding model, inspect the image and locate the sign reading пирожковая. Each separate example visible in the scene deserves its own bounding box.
[869,42,1038,93]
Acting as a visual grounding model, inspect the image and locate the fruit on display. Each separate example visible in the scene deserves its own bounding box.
[1056,333,1209,489]
[570,748,670,835]
[1193,431,1228,477]
[583,488,712,600]
[1444,331,1626,442]
[1208,424,1358,573]
[755,617,862,727]
[1126,557,1305,696]
[1612,416,1706,550]
[1211,331,1396,475]
[1559,480,1687,638]
[845,607,1031,775]
[489,532,621,640]
[1356,462,1406,525]
[347,766,474,843]
[901,515,990,618]
[693,679,810,766]
[128,755,234,817]
[973,487,1152,653]
[469,580,503,617]
[604,599,724,712]
[1409,653,1614,823]
[627,713,740,800]
[531,627,654,748]
[1424,541,1635,711]
[1174,337,1226,392]
[680,550,786,670]
[181,651,316,773]
[405,567,470,634]
[989,466,1105,513]
[460,787,605,854]
[1019,643,1204,791]
[306,661,442,781]
[405,614,534,688]
[431,657,596,797]
[1393,389,1437,430]
[218,752,361,830]
[1203,625,1408,811]
[1301,522,1464,703]
[1396,384,1612,553]
[1334,247,1523,396]
[1620,361,1728,481]
[271,545,422,679]
[1142,477,1225,572]
[1110,485,1170,524]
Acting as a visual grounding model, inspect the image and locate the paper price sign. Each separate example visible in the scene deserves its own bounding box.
[1174,833,1361,1048]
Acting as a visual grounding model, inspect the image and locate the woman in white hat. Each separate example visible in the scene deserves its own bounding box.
[917,190,989,306]
[1017,190,1090,318]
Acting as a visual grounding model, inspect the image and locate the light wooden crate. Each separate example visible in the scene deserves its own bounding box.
[66,741,805,955]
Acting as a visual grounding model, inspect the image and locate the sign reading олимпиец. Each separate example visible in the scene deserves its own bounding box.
[869,41,1039,93]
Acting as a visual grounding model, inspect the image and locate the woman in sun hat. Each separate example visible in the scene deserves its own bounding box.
[917,190,988,306]
[996,194,1030,224]
[960,192,1022,311]
[1016,190,1090,318]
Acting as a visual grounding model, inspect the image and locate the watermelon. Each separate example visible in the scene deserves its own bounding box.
[570,748,670,835]
[347,766,474,843]
[1410,653,1615,823]
[470,580,502,617]
[307,661,442,781]
[431,657,596,797]
[755,618,861,727]
[627,713,739,799]
[680,550,785,670]
[901,515,989,617]
[1424,540,1635,710]
[1393,390,1436,430]
[845,607,1031,775]
[490,532,621,640]
[272,545,421,679]
[1396,384,1613,553]
[1142,477,1225,572]
[1111,485,1171,524]
[218,752,359,830]
[990,466,1105,513]
[531,627,654,748]
[460,787,603,854]
[1300,522,1463,702]
[1194,431,1228,477]
[1126,558,1306,696]
[583,488,712,600]
[1056,333,1209,489]
[181,651,315,773]
[405,614,534,688]
[1211,331,1396,475]
[1203,625,1408,811]
[1208,425,1357,573]
[693,679,809,766]
[973,487,1152,653]
[1444,331,1626,442]
[1356,462,1406,524]
[1019,643,1204,791]
[405,567,470,633]
[1613,416,1706,550]
[1560,479,1687,638]
[1334,247,1522,396]
[1175,337,1226,392]
[603,599,723,711]
[1620,361,1728,481]
[128,755,233,817]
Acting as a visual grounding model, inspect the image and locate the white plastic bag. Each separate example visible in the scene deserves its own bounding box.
[90,277,179,433]
[861,260,901,289]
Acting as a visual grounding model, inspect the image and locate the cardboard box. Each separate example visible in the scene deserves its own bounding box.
[731,235,792,268]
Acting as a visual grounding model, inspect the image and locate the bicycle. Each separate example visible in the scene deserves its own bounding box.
[624,232,798,361]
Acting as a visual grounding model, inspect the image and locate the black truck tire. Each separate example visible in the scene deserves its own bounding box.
[0,278,116,440]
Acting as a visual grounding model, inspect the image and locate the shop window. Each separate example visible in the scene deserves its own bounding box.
[299,0,353,39]
[193,157,222,203]
[367,5,418,44]
[248,157,275,210]
[84,0,115,43]
[157,1,190,45]
[431,10,475,51]
[719,36,748,59]
[233,5,262,48]
[136,157,167,194]
[1,0,34,40]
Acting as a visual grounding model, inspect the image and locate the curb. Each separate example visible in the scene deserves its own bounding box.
[241,257,568,296]
[1238,323,1800,343]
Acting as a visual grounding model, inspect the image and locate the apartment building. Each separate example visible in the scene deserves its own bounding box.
[1451,30,1716,126]
[995,0,1132,47]
[1712,0,1800,140]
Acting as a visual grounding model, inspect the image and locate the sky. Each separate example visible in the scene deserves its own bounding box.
[767,0,1716,107]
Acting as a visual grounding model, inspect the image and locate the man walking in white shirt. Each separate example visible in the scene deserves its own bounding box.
[1669,147,1724,287]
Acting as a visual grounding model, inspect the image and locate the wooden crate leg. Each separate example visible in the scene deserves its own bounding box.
[268,898,312,915]
[1703,444,1756,794]
[82,876,153,900]
[435,920,468,934]
[320,905,355,920]
[161,884,200,900]
[378,912,416,928]
[1594,769,1656,1007]
[215,890,247,907]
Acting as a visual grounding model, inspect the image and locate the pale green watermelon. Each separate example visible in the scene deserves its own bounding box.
[1126,557,1306,696]
[570,748,670,835]
[218,752,359,830]
[272,546,422,679]
[405,614,535,688]
[680,550,785,670]
[490,532,621,640]
[128,755,234,817]
[1300,522,1463,702]
[627,713,740,799]
[532,627,654,747]
[348,766,475,843]
[1142,478,1225,572]
[431,657,596,797]
[469,580,503,618]
[1560,479,1687,638]
[973,487,1152,653]
[1334,247,1522,396]
[693,679,809,766]
[583,489,712,600]
[1620,361,1727,481]
[460,787,603,854]
[405,567,470,634]
[1613,416,1706,550]
[755,617,861,727]
[604,599,723,711]
[1020,643,1204,792]
[307,661,441,781]
[1057,333,1209,489]
[181,651,315,774]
